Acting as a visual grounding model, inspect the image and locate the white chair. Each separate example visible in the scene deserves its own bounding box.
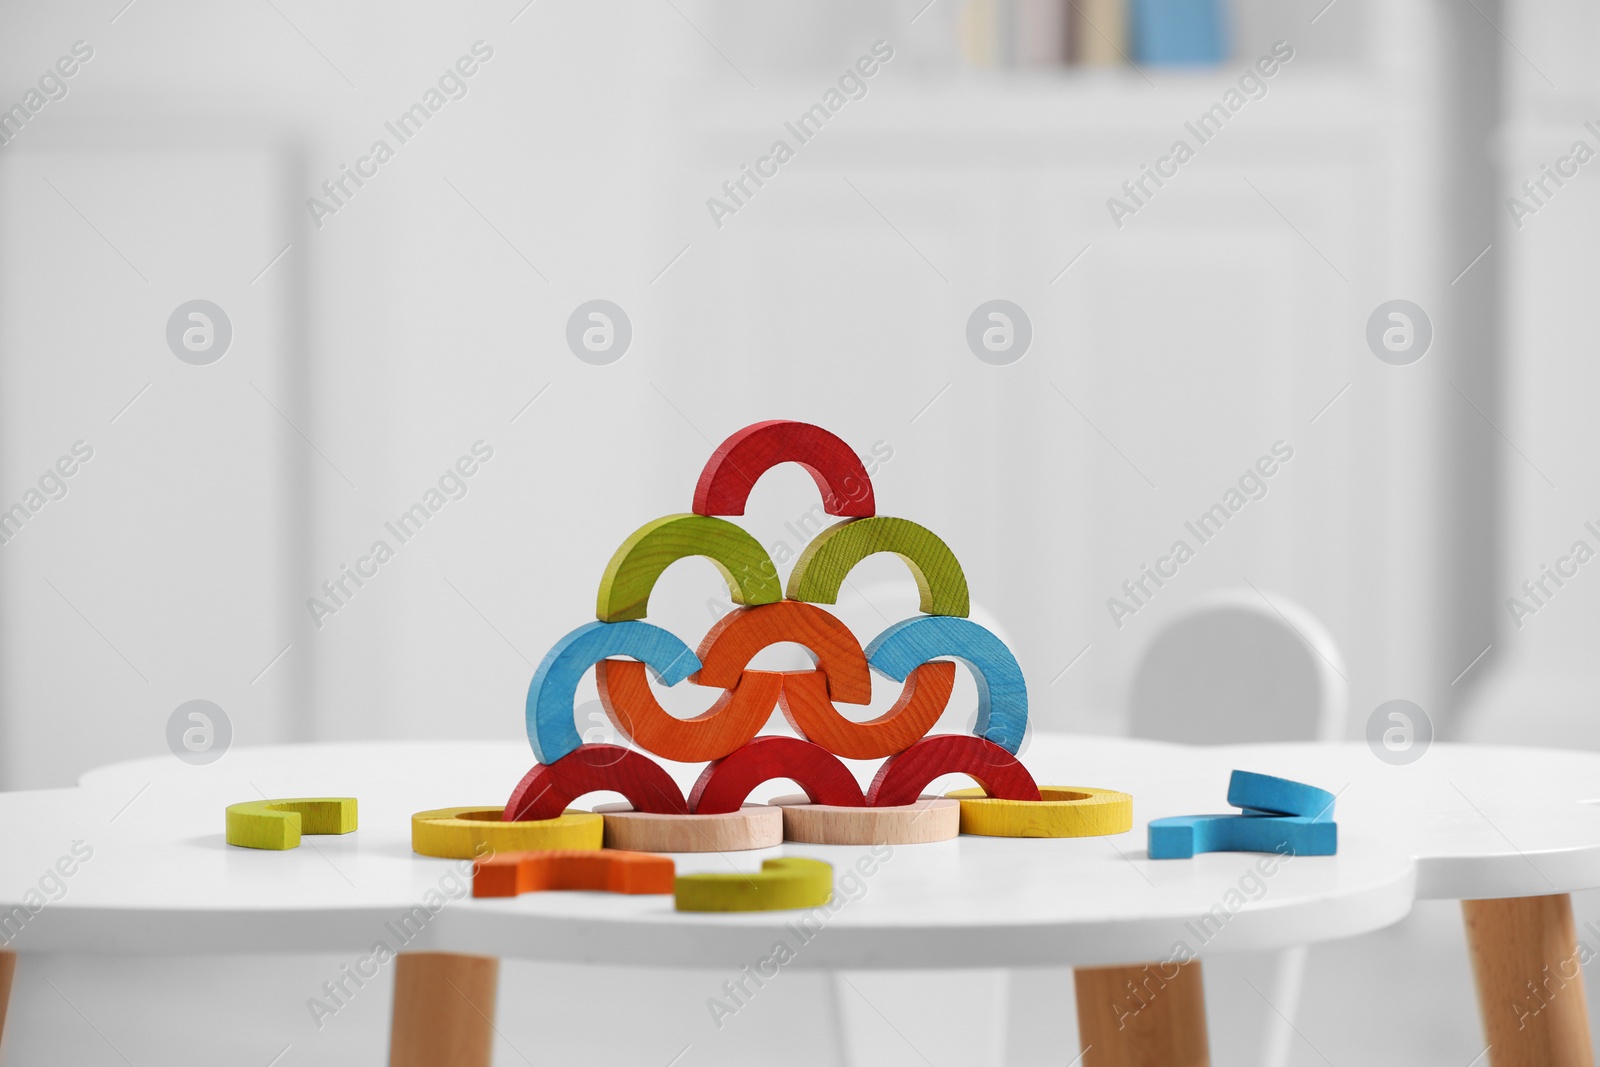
[1128,589,1347,1067]
[1129,589,1347,746]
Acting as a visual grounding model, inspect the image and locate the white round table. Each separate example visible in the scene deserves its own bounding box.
[3,735,1598,1066]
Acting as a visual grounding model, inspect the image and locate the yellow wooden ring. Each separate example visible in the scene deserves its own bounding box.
[226,798,357,850]
[674,857,833,912]
[945,785,1133,838]
[411,806,603,859]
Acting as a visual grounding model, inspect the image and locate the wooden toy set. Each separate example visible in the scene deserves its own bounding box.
[498,420,1134,854]
[224,420,1339,910]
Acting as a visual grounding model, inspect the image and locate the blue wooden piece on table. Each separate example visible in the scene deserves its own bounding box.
[865,615,1028,754]
[1148,813,1337,860]
[1227,770,1337,821]
[526,621,700,764]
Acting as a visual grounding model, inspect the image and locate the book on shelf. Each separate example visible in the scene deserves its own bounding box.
[956,0,1231,68]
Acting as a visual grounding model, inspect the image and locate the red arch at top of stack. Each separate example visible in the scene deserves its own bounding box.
[692,420,875,518]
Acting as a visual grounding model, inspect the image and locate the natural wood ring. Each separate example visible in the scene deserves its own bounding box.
[769,793,959,845]
[592,802,782,852]
[945,786,1134,838]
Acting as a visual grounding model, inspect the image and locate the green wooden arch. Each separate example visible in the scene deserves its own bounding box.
[597,513,781,622]
[786,517,969,617]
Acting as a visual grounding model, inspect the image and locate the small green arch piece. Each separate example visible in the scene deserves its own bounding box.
[787,517,970,617]
[674,857,833,912]
[597,514,781,622]
[225,798,358,850]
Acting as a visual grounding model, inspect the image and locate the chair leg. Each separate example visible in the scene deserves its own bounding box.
[389,952,499,1067]
[1261,946,1308,1067]
[0,951,15,1048]
[1463,895,1594,1067]
[1074,959,1210,1067]
[828,971,857,1067]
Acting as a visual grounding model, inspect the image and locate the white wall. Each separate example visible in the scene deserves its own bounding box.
[0,0,1498,800]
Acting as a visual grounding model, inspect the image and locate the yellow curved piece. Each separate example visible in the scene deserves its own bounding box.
[946,785,1133,838]
[674,857,833,912]
[410,806,603,859]
[225,797,358,850]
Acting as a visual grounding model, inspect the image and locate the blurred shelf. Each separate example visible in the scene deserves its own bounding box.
[685,66,1380,165]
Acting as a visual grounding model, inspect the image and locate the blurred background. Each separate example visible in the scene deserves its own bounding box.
[3,0,1597,1063]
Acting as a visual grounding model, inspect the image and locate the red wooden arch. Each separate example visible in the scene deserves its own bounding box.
[693,420,875,517]
[503,745,688,821]
[688,736,867,814]
[865,734,1042,807]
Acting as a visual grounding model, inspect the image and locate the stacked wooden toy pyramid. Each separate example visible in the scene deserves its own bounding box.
[501,420,1132,845]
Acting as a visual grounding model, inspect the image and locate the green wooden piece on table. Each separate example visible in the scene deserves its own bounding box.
[674,857,834,912]
[225,797,358,850]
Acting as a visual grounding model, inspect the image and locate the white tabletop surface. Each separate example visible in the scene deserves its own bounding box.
[2,735,1595,970]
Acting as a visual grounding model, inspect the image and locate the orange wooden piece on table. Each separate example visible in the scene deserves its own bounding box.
[866,733,1042,807]
[692,420,876,517]
[693,601,871,703]
[473,849,675,897]
[596,659,782,764]
[779,662,956,760]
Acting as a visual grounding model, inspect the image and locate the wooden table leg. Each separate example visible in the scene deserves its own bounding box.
[1463,894,1594,1067]
[0,951,15,1047]
[1074,959,1210,1067]
[389,952,499,1067]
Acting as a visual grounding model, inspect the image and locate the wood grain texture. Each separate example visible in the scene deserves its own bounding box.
[779,661,955,760]
[592,802,783,852]
[866,615,1028,754]
[1147,814,1335,859]
[865,734,1041,807]
[688,735,866,814]
[1075,959,1211,1067]
[946,786,1133,838]
[786,517,970,617]
[596,658,780,764]
[770,793,959,845]
[389,952,499,1067]
[472,849,675,897]
[596,513,781,623]
[0,951,14,1047]
[224,797,357,850]
[504,745,689,820]
[411,806,603,859]
[692,600,872,702]
[1226,770,1336,821]
[1463,894,1594,1067]
[525,620,700,764]
[692,420,876,517]
[675,857,833,913]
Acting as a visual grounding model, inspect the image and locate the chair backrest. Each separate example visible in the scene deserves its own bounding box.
[1128,590,1347,744]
